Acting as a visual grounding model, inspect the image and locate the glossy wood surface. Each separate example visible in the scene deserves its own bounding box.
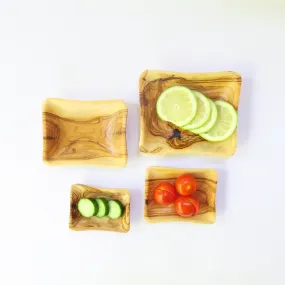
[69,184,130,233]
[139,70,241,157]
[144,167,217,224]
[43,98,128,167]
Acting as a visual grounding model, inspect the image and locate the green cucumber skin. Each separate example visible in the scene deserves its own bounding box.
[90,199,99,216]
[77,198,98,218]
[95,198,109,218]
[108,200,125,220]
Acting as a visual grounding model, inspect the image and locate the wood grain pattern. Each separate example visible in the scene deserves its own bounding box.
[42,98,128,167]
[144,167,217,224]
[69,184,130,233]
[139,70,242,157]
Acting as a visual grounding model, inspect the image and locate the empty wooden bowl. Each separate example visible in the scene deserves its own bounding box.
[139,70,242,157]
[144,167,217,224]
[69,184,130,233]
[42,98,128,167]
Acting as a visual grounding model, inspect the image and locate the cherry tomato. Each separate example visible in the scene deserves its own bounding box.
[187,196,200,214]
[175,174,197,196]
[174,196,200,217]
[153,182,177,205]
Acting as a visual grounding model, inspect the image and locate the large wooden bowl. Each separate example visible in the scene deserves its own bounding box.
[69,184,130,233]
[42,98,128,167]
[144,167,217,224]
[139,70,242,157]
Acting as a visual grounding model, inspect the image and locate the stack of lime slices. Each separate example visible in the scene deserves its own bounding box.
[156,86,238,142]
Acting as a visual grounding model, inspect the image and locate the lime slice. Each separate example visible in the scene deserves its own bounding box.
[156,86,197,127]
[182,91,211,130]
[191,99,218,134]
[200,100,238,142]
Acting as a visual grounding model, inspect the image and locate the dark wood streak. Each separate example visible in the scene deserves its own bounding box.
[140,77,206,150]
[150,147,163,154]
[43,109,127,162]
[144,169,217,222]
[140,70,241,153]
[69,184,130,233]
[146,176,217,184]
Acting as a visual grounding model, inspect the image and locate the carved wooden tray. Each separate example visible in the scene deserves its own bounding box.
[69,184,130,233]
[144,167,217,224]
[139,70,241,157]
[42,98,128,167]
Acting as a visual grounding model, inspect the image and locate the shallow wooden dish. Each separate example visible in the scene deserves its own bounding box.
[69,184,130,233]
[144,167,217,224]
[42,98,128,167]
[139,70,242,157]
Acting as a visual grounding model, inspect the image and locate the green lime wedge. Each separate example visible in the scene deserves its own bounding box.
[200,100,238,142]
[191,99,218,134]
[182,91,211,130]
[156,86,197,127]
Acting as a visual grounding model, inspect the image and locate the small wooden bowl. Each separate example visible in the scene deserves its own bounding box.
[69,184,130,233]
[139,70,242,157]
[42,98,128,167]
[144,167,217,224]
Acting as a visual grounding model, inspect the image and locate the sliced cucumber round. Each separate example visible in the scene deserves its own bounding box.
[108,200,124,219]
[95,198,109,218]
[77,198,98,218]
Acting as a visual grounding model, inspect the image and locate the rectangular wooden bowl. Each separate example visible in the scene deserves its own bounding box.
[144,167,217,224]
[42,98,128,167]
[69,184,130,233]
[139,70,242,157]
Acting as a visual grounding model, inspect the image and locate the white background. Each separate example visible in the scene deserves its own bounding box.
[0,1,285,284]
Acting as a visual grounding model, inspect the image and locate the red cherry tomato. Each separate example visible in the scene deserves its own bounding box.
[175,174,197,196]
[187,196,200,214]
[153,182,177,205]
[174,196,200,217]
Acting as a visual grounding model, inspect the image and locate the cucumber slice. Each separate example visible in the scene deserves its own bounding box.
[77,198,98,218]
[108,200,124,219]
[95,198,109,218]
